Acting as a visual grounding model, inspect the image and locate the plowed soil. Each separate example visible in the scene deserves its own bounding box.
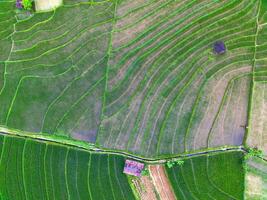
[149,165,176,200]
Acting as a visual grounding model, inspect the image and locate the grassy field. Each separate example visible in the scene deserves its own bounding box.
[0,134,135,200]
[0,0,265,158]
[165,151,245,200]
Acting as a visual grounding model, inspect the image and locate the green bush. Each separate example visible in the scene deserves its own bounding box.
[22,0,33,10]
[244,147,263,160]
[166,159,184,168]
[141,167,149,176]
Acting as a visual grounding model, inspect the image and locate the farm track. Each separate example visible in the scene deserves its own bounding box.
[0,126,249,163]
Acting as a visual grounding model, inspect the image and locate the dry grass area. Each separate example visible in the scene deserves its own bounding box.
[246,173,263,199]
[245,157,267,200]
[35,0,63,11]
[149,165,176,200]
[246,173,263,198]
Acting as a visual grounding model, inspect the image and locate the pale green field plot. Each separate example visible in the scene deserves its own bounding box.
[247,82,267,156]
[0,134,135,200]
[245,157,267,200]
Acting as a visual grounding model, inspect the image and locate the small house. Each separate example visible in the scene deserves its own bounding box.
[213,41,226,54]
[123,159,144,177]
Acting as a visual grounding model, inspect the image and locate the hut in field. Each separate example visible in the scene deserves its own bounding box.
[213,41,226,54]
[123,160,144,177]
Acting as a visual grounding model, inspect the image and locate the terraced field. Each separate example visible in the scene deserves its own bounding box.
[96,0,259,156]
[0,134,135,200]
[1,0,267,199]
[0,0,265,158]
[0,0,114,143]
[165,151,245,200]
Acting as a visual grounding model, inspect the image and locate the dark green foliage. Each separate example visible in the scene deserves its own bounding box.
[141,166,149,176]
[22,0,33,10]
[244,147,263,160]
[165,152,245,200]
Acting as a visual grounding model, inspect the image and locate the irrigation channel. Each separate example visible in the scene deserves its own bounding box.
[0,126,257,164]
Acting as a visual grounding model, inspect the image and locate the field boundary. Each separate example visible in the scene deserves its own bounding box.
[0,126,249,163]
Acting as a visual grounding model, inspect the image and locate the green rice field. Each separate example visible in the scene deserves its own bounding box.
[0,134,135,200]
[165,151,245,200]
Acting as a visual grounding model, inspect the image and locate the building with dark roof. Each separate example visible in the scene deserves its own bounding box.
[214,41,226,54]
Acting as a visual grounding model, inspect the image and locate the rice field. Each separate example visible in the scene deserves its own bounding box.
[0,134,135,200]
[165,151,245,200]
[0,0,266,158]
[97,0,258,157]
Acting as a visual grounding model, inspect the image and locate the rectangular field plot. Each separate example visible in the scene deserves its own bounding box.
[247,82,267,157]
[165,151,245,200]
[0,134,135,200]
[245,157,267,200]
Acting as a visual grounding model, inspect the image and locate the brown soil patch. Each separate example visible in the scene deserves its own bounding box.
[132,176,158,200]
[149,165,176,200]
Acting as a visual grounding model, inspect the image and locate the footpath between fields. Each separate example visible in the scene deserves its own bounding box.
[0,126,261,164]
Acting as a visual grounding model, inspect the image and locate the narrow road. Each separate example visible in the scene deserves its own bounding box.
[0,126,246,164]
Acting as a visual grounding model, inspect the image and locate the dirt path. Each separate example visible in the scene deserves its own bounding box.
[149,165,176,200]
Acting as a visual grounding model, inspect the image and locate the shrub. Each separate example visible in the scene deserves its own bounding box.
[22,0,33,10]
[244,147,263,160]
[166,159,184,168]
[141,167,149,176]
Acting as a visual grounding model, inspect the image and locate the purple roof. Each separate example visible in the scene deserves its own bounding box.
[214,41,226,54]
[16,0,23,9]
[123,160,144,177]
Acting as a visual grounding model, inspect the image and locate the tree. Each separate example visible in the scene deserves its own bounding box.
[141,167,149,176]
[166,159,184,168]
[175,159,184,166]
[244,147,263,160]
[22,0,33,10]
